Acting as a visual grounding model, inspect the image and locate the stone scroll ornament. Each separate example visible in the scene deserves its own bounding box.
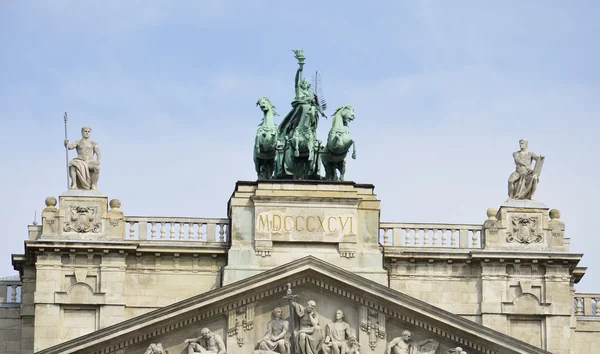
[359,307,385,350]
[63,206,101,233]
[228,304,255,347]
[254,50,357,181]
[506,216,543,244]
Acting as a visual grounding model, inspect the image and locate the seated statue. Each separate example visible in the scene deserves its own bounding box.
[323,310,356,354]
[184,328,226,354]
[257,308,290,354]
[386,330,438,354]
[292,300,323,354]
[144,343,168,354]
[64,126,101,190]
[507,139,544,200]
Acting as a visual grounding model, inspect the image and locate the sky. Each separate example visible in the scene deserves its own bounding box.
[0,1,599,292]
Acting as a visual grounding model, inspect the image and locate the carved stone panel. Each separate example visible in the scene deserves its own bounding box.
[360,306,385,350]
[64,205,102,233]
[506,215,542,244]
[228,303,255,347]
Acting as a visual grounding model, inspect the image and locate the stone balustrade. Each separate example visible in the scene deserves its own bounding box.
[574,293,600,317]
[379,222,483,248]
[0,277,21,305]
[124,216,229,242]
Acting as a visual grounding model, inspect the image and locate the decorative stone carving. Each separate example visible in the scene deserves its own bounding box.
[291,300,323,354]
[359,306,385,350]
[386,331,439,354]
[144,343,168,354]
[184,328,226,354]
[63,205,101,233]
[448,348,467,354]
[228,304,255,347]
[64,126,102,190]
[506,215,542,244]
[255,307,290,354]
[323,309,358,354]
[507,139,544,200]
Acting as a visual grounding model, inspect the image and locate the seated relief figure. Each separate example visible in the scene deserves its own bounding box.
[291,300,323,354]
[184,328,226,354]
[507,139,545,200]
[323,310,358,354]
[144,343,168,354]
[386,330,439,354]
[257,308,290,354]
[64,126,101,190]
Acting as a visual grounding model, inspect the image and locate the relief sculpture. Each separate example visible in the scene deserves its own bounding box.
[63,206,101,233]
[255,307,290,354]
[144,343,168,354]
[386,330,439,354]
[323,310,359,354]
[184,328,226,354]
[291,300,323,354]
[506,216,543,244]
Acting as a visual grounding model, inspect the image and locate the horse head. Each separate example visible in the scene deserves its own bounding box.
[333,105,355,127]
[256,97,278,116]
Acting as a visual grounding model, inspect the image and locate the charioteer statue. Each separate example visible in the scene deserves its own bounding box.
[253,50,357,181]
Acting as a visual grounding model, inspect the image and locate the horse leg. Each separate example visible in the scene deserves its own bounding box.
[294,136,300,157]
[339,160,346,181]
[351,140,357,159]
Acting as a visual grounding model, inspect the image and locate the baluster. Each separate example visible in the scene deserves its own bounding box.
[575,297,584,315]
[441,229,447,247]
[10,285,17,302]
[594,298,600,316]
[432,229,438,246]
[472,230,479,248]
[405,228,412,246]
[150,222,157,239]
[179,222,185,240]
[382,228,389,246]
[170,223,175,240]
[450,229,457,247]
[219,224,226,242]
[189,223,196,240]
[414,229,420,246]
[160,223,166,239]
[423,229,429,246]
[129,222,136,239]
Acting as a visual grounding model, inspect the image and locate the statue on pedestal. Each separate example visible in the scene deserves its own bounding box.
[386,330,439,354]
[291,300,323,354]
[323,310,358,354]
[184,328,226,354]
[254,97,280,180]
[507,139,545,200]
[256,308,290,354]
[64,126,101,190]
[277,50,327,180]
[321,106,357,181]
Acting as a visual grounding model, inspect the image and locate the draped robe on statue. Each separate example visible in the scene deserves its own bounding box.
[292,302,323,354]
[277,90,320,143]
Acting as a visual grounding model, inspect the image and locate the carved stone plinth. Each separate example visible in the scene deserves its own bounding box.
[223,181,387,285]
[482,200,567,251]
[39,191,125,241]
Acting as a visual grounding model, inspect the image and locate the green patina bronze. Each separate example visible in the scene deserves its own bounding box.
[255,50,356,181]
[321,105,356,181]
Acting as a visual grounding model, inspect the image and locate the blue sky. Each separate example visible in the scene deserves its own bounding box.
[1,1,599,292]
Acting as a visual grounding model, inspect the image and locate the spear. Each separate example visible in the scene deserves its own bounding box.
[284,283,298,354]
[64,112,69,190]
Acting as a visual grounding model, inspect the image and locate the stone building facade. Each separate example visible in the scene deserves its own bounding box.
[0,180,598,354]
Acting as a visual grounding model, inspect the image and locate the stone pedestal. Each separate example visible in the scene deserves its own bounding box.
[223,181,387,285]
[483,199,567,251]
[39,191,125,241]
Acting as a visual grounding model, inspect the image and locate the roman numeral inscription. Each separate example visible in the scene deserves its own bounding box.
[255,211,357,242]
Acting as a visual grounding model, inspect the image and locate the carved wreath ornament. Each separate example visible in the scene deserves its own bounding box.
[64,206,101,233]
[506,216,542,244]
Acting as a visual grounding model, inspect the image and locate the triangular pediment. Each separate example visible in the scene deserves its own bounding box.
[37,256,549,354]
